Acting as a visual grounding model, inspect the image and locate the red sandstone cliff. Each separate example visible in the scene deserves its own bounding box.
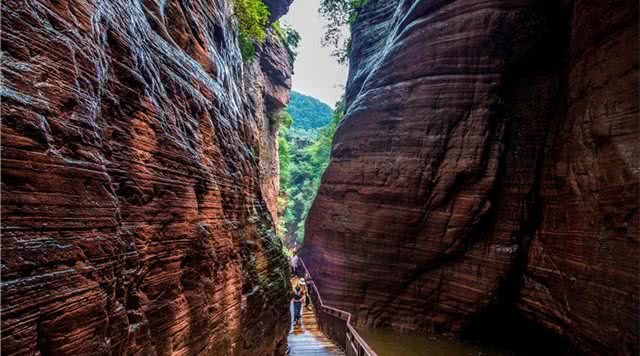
[303,0,639,354]
[1,0,293,354]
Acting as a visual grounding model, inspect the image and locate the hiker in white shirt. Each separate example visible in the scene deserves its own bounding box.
[291,254,300,276]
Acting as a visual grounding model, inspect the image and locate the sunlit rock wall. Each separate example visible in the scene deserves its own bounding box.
[1,0,293,354]
[303,0,639,354]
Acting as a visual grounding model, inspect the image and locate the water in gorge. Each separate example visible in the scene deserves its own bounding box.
[357,328,518,356]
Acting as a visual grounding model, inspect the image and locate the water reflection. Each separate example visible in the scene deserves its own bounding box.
[357,328,519,356]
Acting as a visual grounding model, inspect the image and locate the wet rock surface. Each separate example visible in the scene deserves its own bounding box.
[303,0,639,354]
[1,0,293,354]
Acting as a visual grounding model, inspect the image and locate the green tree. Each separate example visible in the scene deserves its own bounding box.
[272,21,301,61]
[277,110,293,188]
[319,0,368,63]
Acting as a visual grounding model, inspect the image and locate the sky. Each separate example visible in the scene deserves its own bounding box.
[282,0,348,108]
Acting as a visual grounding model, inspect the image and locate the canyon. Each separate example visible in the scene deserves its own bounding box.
[1,0,293,354]
[2,0,639,355]
[303,0,639,355]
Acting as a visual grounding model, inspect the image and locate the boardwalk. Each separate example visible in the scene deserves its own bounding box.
[287,278,345,356]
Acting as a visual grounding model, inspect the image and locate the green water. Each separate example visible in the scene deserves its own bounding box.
[356,328,518,356]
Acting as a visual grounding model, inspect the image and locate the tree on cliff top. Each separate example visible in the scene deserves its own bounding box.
[320,0,368,63]
[272,21,301,62]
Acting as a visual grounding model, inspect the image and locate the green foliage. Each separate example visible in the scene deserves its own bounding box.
[288,91,333,129]
[284,27,301,52]
[278,96,346,244]
[278,110,293,188]
[279,132,291,187]
[319,0,368,63]
[238,33,256,60]
[234,0,270,62]
[273,109,293,129]
[272,21,301,61]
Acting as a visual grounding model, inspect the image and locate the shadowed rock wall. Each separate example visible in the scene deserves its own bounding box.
[303,0,639,354]
[1,0,293,354]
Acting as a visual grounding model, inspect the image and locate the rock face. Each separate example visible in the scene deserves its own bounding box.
[1,0,293,354]
[263,0,293,22]
[303,0,639,354]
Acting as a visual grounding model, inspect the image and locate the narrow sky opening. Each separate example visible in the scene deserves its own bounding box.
[282,0,348,107]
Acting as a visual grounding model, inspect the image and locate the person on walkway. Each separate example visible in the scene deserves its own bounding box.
[290,254,300,276]
[292,286,304,325]
[299,278,312,311]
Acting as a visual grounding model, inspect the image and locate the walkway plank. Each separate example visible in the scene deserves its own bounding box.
[287,277,345,356]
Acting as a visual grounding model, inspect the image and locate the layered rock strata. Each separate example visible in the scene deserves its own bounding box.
[1,0,293,354]
[303,0,639,354]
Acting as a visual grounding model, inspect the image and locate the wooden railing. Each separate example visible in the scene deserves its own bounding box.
[298,258,378,356]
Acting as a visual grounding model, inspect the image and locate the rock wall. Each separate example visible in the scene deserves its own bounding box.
[303,0,639,354]
[1,0,293,354]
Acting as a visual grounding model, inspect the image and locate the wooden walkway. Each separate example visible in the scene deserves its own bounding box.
[287,277,345,356]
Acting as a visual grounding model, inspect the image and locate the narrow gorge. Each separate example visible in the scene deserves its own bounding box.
[1,0,638,355]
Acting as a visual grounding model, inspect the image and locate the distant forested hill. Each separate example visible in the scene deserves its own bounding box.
[278,93,344,247]
[287,91,333,129]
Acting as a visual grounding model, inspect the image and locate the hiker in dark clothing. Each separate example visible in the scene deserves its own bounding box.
[292,286,304,325]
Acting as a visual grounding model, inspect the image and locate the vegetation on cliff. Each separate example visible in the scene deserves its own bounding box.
[233,0,270,60]
[272,20,301,62]
[233,0,300,62]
